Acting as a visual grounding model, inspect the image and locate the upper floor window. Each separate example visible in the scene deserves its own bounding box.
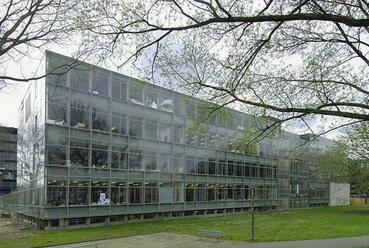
[159,90,174,112]
[130,81,144,105]
[92,69,109,96]
[70,65,90,91]
[145,87,158,109]
[112,73,128,101]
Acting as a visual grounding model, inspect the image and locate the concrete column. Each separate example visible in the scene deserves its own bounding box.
[140,214,144,220]
[86,217,91,225]
[123,215,128,224]
[59,218,65,227]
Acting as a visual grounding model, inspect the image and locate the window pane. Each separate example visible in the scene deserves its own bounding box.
[174,126,184,144]
[92,150,108,168]
[112,81,120,99]
[145,87,158,109]
[159,156,170,172]
[174,94,185,115]
[47,187,66,206]
[91,183,109,205]
[129,151,142,170]
[129,118,143,137]
[92,111,110,131]
[69,187,88,205]
[112,114,127,135]
[129,183,142,203]
[71,108,90,129]
[173,156,184,173]
[145,121,157,140]
[47,56,68,86]
[186,185,194,202]
[111,182,126,204]
[70,66,89,91]
[197,159,207,174]
[145,183,158,203]
[144,153,157,171]
[121,83,127,101]
[196,185,206,202]
[187,101,196,118]
[159,90,174,112]
[48,103,67,125]
[130,82,144,104]
[159,124,171,142]
[111,147,128,169]
[92,70,109,96]
[186,157,196,174]
[70,147,89,167]
[47,145,66,165]
[208,158,216,175]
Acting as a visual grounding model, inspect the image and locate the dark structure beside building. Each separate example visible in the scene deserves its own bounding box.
[0,126,17,195]
[0,51,333,229]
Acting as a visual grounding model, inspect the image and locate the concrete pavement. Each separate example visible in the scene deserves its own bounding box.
[49,232,369,248]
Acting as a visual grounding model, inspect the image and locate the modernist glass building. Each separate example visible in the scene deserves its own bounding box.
[0,126,17,195]
[0,51,330,228]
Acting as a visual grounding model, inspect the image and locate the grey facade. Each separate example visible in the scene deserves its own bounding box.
[0,126,17,195]
[0,51,330,229]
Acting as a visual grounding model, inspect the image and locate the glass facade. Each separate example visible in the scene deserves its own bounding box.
[0,51,330,228]
[0,126,17,195]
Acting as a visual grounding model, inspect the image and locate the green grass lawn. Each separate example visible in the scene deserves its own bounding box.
[1,205,369,248]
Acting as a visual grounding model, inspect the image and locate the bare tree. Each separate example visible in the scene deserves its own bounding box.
[0,0,90,90]
[77,0,369,135]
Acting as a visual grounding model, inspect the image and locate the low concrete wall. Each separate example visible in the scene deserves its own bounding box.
[329,183,350,206]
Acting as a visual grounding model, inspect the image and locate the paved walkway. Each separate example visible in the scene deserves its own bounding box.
[49,233,369,248]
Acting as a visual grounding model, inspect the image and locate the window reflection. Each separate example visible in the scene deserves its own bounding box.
[174,94,185,115]
[71,108,90,129]
[47,56,68,86]
[185,184,194,202]
[173,156,184,173]
[111,182,126,204]
[47,145,66,165]
[92,149,108,168]
[159,90,174,112]
[130,82,144,104]
[112,73,127,100]
[47,180,66,206]
[92,70,109,96]
[111,146,128,169]
[129,150,142,170]
[112,114,127,135]
[92,111,110,132]
[91,181,109,205]
[70,66,89,91]
[159,156,170,172]
[129,182,142,203]
[129,117,143,137]
[144,183,158,203]
[69,181,89,205]
[48,103,67,125]
[145,121,158,140]
[159,124,171,142]
[70,147,89,167]
[174,125,184,144]
[145,87,158,109]
[144,153,157,171]
[186,157,196,174]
